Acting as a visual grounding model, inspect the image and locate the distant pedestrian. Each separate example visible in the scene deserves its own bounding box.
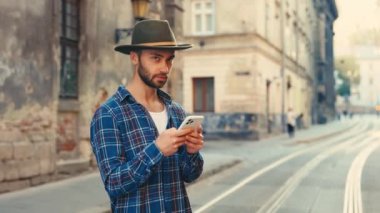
[90,20,204,212]
[287,108,296,138]
[296,113,304,129]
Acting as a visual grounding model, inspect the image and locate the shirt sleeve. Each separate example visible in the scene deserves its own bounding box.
[180,150,204,183]
[90,109,163,198]
[170,102,204,182]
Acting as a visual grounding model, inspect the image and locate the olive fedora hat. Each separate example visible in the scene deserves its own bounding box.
[114,20,192,55]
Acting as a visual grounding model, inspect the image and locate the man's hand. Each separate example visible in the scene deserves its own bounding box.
[155,128,193,156]
[185,126,204,154]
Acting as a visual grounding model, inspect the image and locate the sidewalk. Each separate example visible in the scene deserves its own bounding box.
[0,150,243,213]
[0,120,356,213]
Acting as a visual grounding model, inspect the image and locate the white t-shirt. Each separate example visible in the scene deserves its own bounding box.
[149,107,168,134]
[287,111,296,126]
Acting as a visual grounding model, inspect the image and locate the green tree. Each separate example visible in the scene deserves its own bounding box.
[336,80,351,97]
[334,56,360,97]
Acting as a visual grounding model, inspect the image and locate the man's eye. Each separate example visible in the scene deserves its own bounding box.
[153,57,160,61]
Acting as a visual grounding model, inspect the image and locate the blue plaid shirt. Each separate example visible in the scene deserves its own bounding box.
[90,86,203,213]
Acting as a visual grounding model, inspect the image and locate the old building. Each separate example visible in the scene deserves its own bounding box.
[312,0,338,124]
[0,0,185,193]
[352,45,380,110]
[0,0,338,193]
[181,0,331,138]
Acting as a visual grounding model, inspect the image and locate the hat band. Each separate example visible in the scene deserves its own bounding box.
[138,41,177,46]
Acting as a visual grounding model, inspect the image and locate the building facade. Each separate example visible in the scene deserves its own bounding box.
[0,0,338,193]
[0,0,184,193]
[312,0,338,124]
[351,45,380,110]
[181,0,330,138]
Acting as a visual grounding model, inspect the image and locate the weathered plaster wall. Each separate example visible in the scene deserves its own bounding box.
[0,1,56,117]
[77,0,135,161]
[0,0,184,193]
[0,0,58,193]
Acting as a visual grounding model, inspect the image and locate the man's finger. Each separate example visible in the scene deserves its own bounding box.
[174,137,186,145]
[188,132,204,140]
[186,135,203,144]
[186,140,203,148]
[175,128,193,136]
[196,125,203,133]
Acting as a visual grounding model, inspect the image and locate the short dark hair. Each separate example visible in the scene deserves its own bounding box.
[131,49,142,57]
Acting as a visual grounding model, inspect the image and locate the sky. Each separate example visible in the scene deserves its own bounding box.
[334,0,380,56]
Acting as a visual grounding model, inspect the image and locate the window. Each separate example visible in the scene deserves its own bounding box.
[317,71,324,83]
[193,78,214,112]
[318,14,326,62]
[60,0,80,98]
[192,0,215,35]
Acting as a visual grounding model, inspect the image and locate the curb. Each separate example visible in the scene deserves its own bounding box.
[291,122,358,145]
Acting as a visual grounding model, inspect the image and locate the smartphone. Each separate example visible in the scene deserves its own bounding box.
[178,115,204,130]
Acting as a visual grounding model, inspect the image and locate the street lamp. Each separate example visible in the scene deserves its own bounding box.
[131,0,150,20]
[266,77,279,133]
[114,0,150,43]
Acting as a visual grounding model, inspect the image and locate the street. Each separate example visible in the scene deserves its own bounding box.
[188,115,380,213]
[1,116,379,213]
[1,1,380,212]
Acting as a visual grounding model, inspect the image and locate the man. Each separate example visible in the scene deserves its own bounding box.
[90,20,204,212]
[286,108,296,138]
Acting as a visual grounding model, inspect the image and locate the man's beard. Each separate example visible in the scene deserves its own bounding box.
[137,63,167,89]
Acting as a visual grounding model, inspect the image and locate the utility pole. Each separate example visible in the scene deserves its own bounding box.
[280,0,286,132]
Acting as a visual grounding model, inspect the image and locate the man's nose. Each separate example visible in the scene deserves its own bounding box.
[161,62,170,73]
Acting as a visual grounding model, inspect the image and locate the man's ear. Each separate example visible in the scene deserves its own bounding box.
[130,51,139,65]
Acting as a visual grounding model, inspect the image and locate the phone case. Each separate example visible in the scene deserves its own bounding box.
[178,116,204,130]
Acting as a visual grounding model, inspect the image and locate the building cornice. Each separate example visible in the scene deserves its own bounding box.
[166,3,184,12]
[184,37,312,82]
[328,0,338,19]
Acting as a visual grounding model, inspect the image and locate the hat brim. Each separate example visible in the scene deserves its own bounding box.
[114,44,192,55]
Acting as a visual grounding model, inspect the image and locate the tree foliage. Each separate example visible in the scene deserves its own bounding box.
[334,56,360,85]
[336,80,351,97]
[334,56,360,97]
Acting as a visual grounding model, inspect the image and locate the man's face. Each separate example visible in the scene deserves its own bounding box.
[134,49,175,89]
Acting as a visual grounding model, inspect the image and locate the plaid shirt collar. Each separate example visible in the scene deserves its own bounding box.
[115,85,173,106]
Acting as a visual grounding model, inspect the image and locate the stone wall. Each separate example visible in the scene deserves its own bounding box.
[57,111,79,159]
[0,0,58,193]
[0,108,56,193]
[0,0,186,194]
